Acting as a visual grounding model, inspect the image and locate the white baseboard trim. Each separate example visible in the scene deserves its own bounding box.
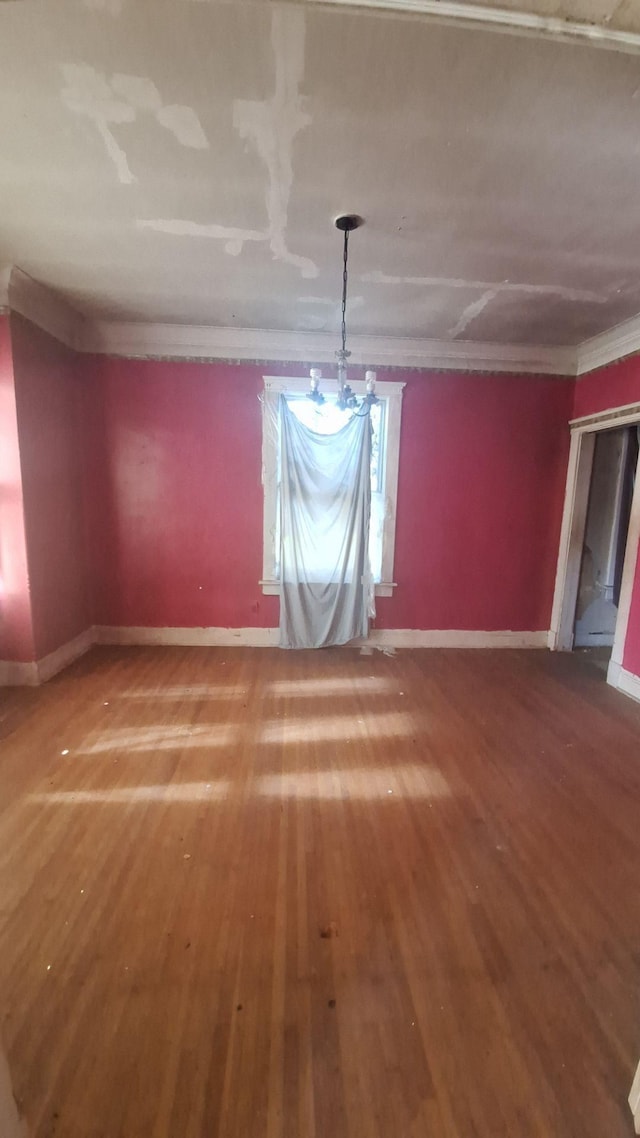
[611,665,640,703]
[94,625,281,648]
[94,626,548,650]
[0,627,94,687]
[0,660,39,686]
[36,627,95,683]
[366,629,548,648]
[0,627,551,684]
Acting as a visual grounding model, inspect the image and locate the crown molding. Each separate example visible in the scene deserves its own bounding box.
[16,266,640,379]
[7,267,86,352]
[576,312,640,376]
[85,319,577,375]
[309,0,640,56]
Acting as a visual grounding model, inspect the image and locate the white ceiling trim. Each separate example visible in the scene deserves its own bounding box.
[576,313,640,375]
[85,319,576,375]
[8,268,85,352]
[308,0,640,55]
[11,265,640,378]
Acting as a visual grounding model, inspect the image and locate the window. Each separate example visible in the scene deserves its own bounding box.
[261,375,405,597]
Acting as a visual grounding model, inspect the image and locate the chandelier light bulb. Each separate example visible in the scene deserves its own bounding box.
[365,370,376,394]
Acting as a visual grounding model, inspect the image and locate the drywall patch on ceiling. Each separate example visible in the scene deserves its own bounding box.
[363,268,607,305]
[140,5,317,278]
[60,65,209,184]
[61,63,136,183]
[295,293,364,328]
[233,5,315,275]
[156,104,208,149]
[138,218,265,255]
[448,288,498,338]
[109,73,161,111]
[82,0,124,12]
[111,73,209,148]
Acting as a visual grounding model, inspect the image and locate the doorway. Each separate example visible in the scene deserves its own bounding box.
[573,426,638,666]
[549,402,640,693]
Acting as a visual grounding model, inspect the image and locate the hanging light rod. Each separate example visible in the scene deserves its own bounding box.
[309,215,378,415]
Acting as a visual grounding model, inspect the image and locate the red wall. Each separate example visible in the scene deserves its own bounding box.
[85,356,572,633]
[85,356,281,630]
[573,355,640,421]
[0,316,35,662]
[9,313,640,662]
[574,357,640,677]
[10,314,91,659]
[376,372,572,631]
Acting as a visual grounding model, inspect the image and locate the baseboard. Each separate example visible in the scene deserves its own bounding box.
[364,629,548,649]
[0,660,39,686]
[6,629,640,699]
[612,665,640,704]
[36,627,95,683]
[0,627,94,687]
[607,659,622,687]
[1,626,550,685]
[94,625,280,647]
[94,626,548,650]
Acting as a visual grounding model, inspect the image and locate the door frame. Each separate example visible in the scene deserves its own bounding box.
[549,401,640,689]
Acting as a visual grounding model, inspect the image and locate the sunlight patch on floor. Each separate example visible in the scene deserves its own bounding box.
[259,710,418,743]
[265,676,396,696]
[30,780,231,804]
[120,685,247,700]
[257,764,450,800]
[29,766,449,804]
[77,724,238,754]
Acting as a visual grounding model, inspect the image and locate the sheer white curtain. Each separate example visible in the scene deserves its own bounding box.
[278,394,374,649]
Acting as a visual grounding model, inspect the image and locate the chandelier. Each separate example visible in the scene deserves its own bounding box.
[308,215,378,415]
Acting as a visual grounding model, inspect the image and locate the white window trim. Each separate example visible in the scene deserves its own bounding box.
[260,375,405,598]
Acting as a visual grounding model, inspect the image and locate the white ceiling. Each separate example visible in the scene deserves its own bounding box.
[3,0,640,348]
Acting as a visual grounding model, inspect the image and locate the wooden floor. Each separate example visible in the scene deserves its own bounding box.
[1,646,640,1138]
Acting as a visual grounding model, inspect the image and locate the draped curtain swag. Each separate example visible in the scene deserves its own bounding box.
[278,394,374,649]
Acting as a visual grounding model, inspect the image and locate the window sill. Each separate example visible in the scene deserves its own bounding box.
[260,581,397,598]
